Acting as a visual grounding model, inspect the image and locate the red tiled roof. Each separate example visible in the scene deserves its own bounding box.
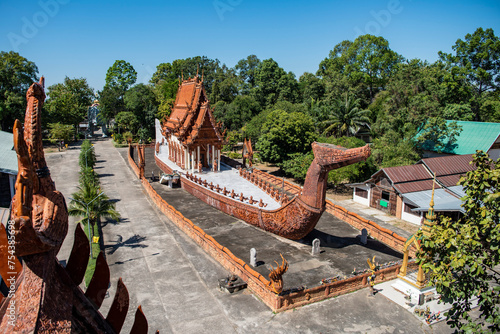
[162,76,223,146]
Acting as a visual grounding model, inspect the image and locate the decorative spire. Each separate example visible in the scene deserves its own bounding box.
[422,177,437,238]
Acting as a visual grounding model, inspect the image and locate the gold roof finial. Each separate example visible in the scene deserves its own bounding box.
[422,176,437,238]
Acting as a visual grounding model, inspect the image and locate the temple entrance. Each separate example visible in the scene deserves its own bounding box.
[200,153,207,168]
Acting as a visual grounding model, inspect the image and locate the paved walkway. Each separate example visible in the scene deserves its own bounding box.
[46,138,453,333]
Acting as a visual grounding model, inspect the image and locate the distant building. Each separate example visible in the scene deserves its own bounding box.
[351,155,475,225]
[420,120,500,160]
[0,130,17,207]
[156,75,225,172]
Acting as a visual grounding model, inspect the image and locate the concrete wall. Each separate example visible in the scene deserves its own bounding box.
[401,200,423,225]
[352,185,370,206]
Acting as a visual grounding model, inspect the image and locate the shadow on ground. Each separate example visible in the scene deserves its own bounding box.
[105,234,148,255]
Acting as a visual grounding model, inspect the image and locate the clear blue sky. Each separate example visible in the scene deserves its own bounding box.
[1,0,499,91]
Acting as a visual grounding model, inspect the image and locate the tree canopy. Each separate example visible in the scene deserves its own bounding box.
[0,51,38,131]
[45,76,94,130]
[256,109,316,163]
[418,151,500,332]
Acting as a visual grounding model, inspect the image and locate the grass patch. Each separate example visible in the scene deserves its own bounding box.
[112,140,129,148]
[83,223,101,286]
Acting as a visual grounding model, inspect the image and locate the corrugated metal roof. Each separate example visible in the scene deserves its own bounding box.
[447,185,466,199]
[420,121,500,155]
[404,189,464,213]
[394,179,440,194]
[420,154,475,176]
[383,164,431,183]
[0,130,17,175]
[437,175,462,187]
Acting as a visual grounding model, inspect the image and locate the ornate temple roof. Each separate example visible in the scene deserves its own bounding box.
[162,76,224,147]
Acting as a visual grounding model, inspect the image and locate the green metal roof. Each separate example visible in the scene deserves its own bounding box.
[0,130,18,175]
[420,121,500,155]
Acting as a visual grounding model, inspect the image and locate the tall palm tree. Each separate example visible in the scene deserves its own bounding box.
[322,95,371,137]
[68,182,120,238]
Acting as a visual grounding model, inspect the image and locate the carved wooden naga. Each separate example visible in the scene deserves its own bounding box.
[0,78,152,333]
[258,142,371,240]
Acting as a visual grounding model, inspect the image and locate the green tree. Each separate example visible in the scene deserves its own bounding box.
[210,64,239,104]
[251,58,299,107]
[242,109,272,144]
[321,95,371,137]
[299,72,325,103]
[153,79,177,121]
[442,103,474,121]
[124,83,158,138]
[371,130,420,168]
[105,60,137,93]
[48,123,73,144]
[319,35,403,103]
[439,28,500,121]
[150,56,221,96]
[100,60,137,125]
[418,151,500,332]
[256,110,316,163]
[99,84,125,125]
[416,117,462,154]
[235,54,261,94]
[0,51,38,131]
[45,77,94,132]
[115,111,138,133]
[79,140,96,169]
[213,95,261,131]
[68,182,120,237]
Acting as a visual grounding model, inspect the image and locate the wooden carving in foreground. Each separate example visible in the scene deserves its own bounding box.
[0,78,154,333]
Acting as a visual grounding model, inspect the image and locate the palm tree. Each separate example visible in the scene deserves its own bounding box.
[321,95,371,137]
[68,182,120,239]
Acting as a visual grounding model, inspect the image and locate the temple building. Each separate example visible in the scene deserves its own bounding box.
[157,75,225,173]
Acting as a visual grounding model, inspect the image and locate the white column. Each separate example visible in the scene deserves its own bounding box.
[197,146,200,172]
[218,149,221,171]
[212,145,215,171]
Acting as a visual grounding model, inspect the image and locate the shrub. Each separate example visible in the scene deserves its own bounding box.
[123,131,133,143]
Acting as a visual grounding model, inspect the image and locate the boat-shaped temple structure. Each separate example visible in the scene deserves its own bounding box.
[155,75,371,240]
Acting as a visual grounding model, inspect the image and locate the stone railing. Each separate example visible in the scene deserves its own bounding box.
[185,171,269,208]
[238,168,293,205]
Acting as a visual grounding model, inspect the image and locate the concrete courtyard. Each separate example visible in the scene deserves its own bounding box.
[50,138,454,333]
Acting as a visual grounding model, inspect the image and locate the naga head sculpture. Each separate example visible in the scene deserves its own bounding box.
[10,77,68,257]
[268,254,288,294]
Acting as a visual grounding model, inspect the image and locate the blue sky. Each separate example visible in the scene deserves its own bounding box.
[1,0,499,91]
